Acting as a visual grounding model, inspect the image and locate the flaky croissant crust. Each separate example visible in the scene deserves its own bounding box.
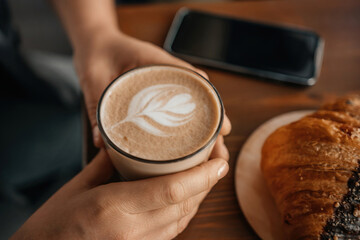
[261,95,360,240]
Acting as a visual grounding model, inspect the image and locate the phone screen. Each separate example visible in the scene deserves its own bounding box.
[167,10,322,84]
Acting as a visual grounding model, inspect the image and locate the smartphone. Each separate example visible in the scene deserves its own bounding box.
[164,8,324,86]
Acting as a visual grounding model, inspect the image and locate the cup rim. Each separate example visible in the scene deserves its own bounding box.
[97,64,224,164]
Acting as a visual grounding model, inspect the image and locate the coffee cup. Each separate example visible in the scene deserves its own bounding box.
[97,65,223,180]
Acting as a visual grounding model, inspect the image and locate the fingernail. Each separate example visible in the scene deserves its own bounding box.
[217,162,228,178]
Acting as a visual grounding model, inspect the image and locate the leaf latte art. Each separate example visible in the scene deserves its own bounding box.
[99,66,221,160]
[110,84,196,137]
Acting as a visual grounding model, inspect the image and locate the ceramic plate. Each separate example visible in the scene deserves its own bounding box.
[235,110,314,240]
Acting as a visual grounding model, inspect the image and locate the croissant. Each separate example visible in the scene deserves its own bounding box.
[261,95,360,240]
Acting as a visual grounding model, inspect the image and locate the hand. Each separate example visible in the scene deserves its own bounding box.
[12,135,230,240]
[73,29,230,147]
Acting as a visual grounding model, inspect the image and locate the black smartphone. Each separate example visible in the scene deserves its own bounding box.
[164,8,324,86]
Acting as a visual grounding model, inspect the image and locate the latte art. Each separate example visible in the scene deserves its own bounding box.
[99,66,221,160]
[110,84,196,137]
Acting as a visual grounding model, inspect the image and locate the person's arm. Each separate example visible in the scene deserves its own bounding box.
[10,2,232,239]
[12,138,230,239]
[51,0,118,51]
[50,0,219,147]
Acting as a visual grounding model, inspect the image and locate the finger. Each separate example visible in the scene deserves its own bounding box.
[176,206,198,235]
[220,114,231,136]
[210,136,224,159]
[108,158,229,213]
[84,95,104,148]
[194,68,209,80]
[146,206,199,240]
[210,136,229,161]
[143,189,208,231]
[81,69,112,148]
[158,52,209,80]
[93,126,104,148]
[70,149,114,191]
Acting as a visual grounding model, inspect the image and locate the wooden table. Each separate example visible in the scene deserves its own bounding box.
[85,0,360,239]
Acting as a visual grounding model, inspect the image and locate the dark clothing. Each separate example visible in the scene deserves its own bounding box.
[0,0,63,101]
[0,0,82,238]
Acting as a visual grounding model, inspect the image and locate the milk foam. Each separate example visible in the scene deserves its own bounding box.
[100,66,221,160]
[110,84,196,137]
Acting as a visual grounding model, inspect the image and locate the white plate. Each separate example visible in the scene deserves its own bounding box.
[235,110,314,240]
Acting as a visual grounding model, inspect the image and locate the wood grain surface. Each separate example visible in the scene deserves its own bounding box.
[86,0,360,239]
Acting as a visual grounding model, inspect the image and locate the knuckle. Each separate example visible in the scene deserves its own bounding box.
[89,188,114,220]
[197,163,213,190]
[178,199,194,217]
[204,168,213,190]
[164,180,186,205]
[114,229,135,240]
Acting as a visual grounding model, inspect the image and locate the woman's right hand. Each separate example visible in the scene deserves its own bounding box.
[12,139,229,240]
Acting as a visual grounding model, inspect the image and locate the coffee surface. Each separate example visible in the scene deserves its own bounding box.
[100,66,221,160]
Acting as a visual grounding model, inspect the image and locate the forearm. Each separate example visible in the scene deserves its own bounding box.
[50,0,119,49]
